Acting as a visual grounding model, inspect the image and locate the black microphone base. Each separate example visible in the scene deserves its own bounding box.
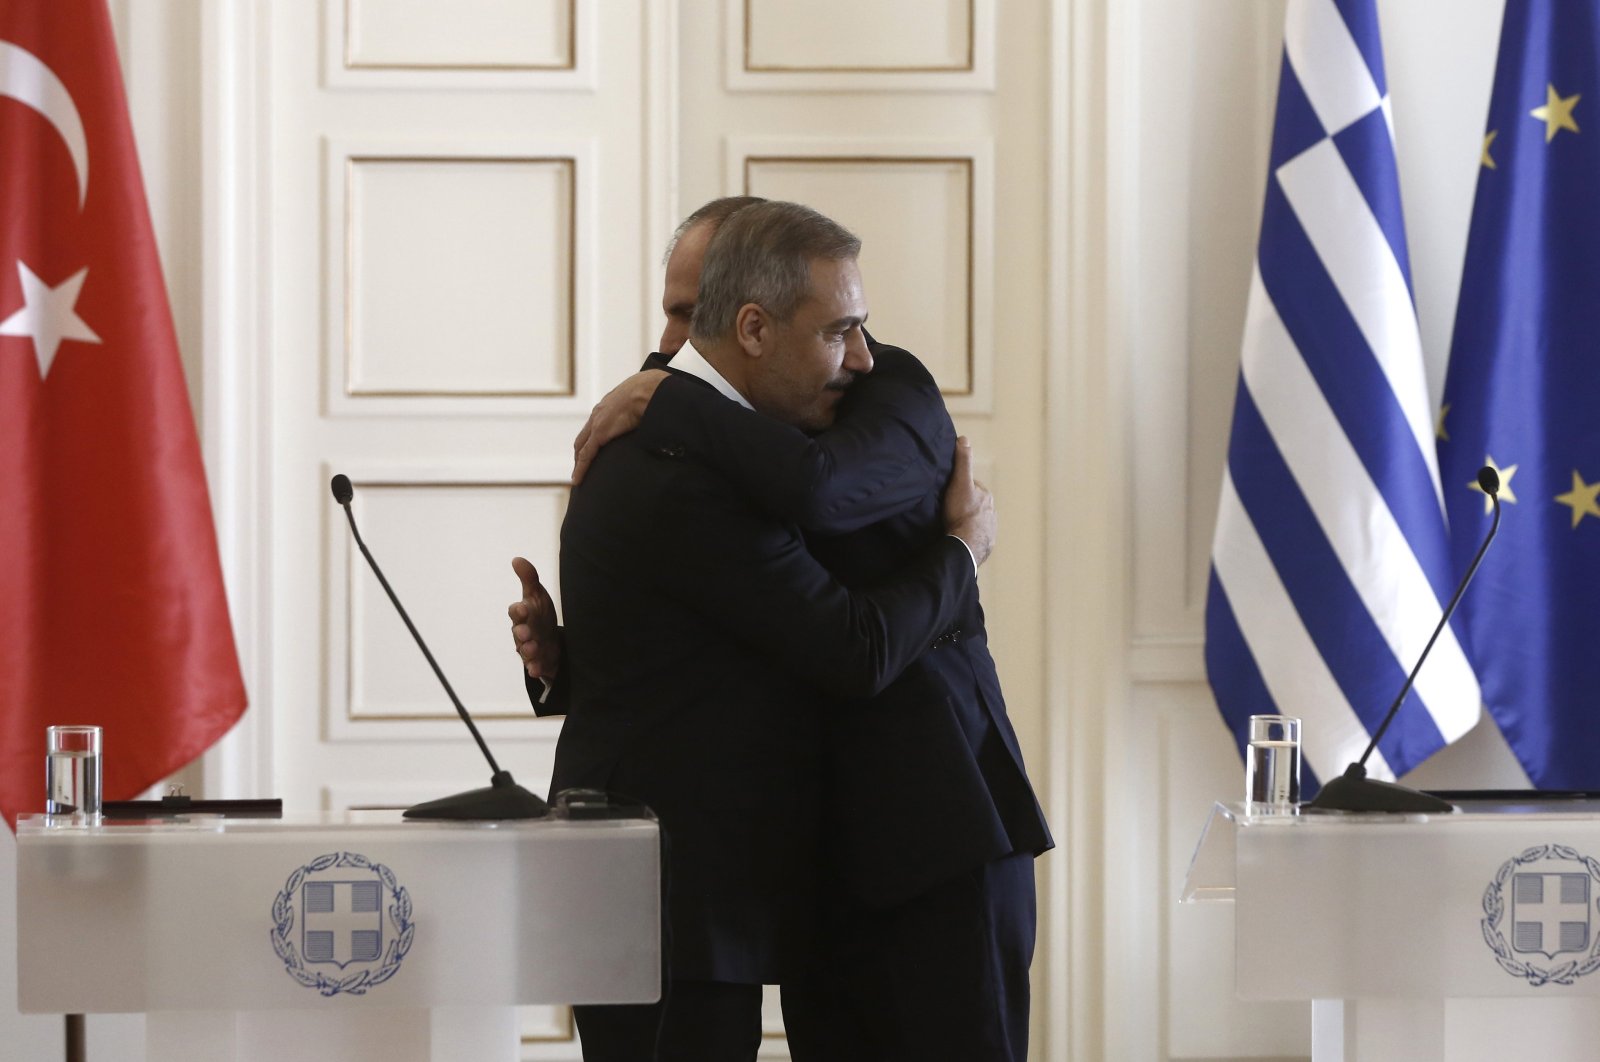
[403,770,549,821]
[1306,762,1455,813]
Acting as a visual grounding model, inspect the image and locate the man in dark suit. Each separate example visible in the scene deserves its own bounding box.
[527,200,997,1061]
[514,197,1050,1061]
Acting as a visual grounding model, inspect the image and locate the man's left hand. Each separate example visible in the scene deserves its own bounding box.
[509,556,561,680]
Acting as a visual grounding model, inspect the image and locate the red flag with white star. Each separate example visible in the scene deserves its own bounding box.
[0,1,247,827]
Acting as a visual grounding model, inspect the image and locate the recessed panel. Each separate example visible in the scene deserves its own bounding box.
[346,157,574,397]
[746,157,972,394]
[345,482,568,721]
[346,0,573,70]
[745,0,971,72]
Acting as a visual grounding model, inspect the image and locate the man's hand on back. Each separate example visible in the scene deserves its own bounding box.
[572,369,671,484]
[942,436,995,568]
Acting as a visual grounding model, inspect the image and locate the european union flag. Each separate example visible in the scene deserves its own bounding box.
[1206,0,1480,795]
[1441,1,1600,788]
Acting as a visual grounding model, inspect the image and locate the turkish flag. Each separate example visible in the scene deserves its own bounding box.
[0,2,247,827]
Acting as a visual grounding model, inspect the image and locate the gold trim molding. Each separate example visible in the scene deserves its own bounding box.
[344,0,578,72]
[343,155,579,400]
[742,0,975,73]
[342,479,572,726]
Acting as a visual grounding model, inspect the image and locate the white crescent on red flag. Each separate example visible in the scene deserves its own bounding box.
[0,0,247,827]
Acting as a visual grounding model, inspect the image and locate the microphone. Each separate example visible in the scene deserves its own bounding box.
[1307,465,1502,812]
[330,474,548,820]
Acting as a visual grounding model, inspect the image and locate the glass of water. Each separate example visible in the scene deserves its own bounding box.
[1245,715,1300,813]
[46,725,102,826]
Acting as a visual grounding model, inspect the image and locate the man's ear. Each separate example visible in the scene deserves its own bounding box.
[734,302,769,358]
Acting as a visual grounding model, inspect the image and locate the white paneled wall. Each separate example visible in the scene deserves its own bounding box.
[328,478,570,732]
[742,0,973,72]
[343,0,573,71]
[338,154,578,398]
[0,1,1525,1061]
[728,0,995,91]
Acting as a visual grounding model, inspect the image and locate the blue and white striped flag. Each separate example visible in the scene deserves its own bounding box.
[1205,0,1481,795]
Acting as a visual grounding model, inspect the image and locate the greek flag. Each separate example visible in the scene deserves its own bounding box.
[1205,0,1481,795]
[1439,0,1600,788]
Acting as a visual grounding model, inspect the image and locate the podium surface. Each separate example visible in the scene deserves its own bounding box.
[1186,799,1600,1061]
[15,811,660,1060]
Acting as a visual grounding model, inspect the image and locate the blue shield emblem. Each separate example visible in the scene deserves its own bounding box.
[271,852,414,996]
[1510,871,1591,959]
[302,880,384,968]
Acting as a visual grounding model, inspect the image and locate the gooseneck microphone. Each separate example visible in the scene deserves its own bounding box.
[330,474,548,820]
[1308,465,1503,813]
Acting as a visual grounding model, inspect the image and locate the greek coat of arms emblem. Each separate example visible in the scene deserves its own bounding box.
[1482,844,1600,986]
[271,851,414,996]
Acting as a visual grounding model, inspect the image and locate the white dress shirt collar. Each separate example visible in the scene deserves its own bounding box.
[667,340,754,411]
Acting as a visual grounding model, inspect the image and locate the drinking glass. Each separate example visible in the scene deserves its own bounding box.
[46,725,102,827]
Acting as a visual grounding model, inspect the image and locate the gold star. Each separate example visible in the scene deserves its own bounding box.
[1555,470,1600,529]
[1474,455,1518,514]
[1482,130,1498,169]
[1436,403,1451,441]
[1531,84,1581,143]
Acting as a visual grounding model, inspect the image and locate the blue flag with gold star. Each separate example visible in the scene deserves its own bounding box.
[1440,0,1600,787]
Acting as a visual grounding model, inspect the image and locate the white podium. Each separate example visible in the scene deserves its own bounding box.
[15,811,660,1062]
[1186,799,1600,1062]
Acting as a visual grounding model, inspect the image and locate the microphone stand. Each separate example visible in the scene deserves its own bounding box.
[1308,467,1502,813]
[332,475,548,820]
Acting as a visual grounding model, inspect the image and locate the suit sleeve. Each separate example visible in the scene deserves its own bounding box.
[641,468,975,699]
[635,345,955,535]
[523,646,573,717]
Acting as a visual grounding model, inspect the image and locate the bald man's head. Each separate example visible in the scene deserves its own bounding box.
[657,196,766,355]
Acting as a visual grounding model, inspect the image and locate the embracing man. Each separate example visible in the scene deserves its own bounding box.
[513,199,1050,1061]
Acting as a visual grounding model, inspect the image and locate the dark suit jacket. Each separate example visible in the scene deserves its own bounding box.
[625,342,1052,909]
[551,361,979,984]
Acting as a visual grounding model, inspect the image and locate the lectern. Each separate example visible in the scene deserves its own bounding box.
[15,811,660,1062]
[1186,800,1600,1062]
